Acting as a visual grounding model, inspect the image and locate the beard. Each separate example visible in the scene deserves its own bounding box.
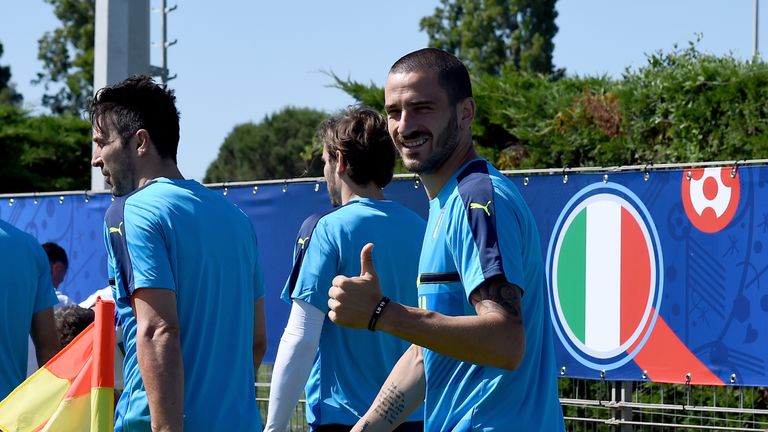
[106,157,137,197]
[326,174,342,207]
[400,113,459,175]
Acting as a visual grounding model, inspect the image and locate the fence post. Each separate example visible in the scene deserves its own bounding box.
[611,381,634,431]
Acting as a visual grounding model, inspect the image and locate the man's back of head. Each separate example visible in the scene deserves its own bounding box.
[317,106,396,189]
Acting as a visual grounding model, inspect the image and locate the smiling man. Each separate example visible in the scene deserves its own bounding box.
[328,49,565,431]
[90,75,266,432]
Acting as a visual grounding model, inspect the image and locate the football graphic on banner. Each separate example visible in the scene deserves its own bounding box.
[681,167,740,233]
[547,183,664,370]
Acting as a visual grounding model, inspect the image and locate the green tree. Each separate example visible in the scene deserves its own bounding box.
[420,0,559,75]
[204,107,328,183]
[0,104,91,193]
[335,42,768,170]
[34,0,95,114]
[0,42,23,105]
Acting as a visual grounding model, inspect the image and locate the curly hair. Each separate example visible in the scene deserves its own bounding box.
[55,305,95,347]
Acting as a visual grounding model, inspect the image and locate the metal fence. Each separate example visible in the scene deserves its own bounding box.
[256,365,768,431]
[560,379,768,431]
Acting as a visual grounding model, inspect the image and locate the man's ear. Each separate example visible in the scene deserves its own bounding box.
[135,129,151,156]
[335,150,347,176]
[457,97,476,132]
[51,261,65,275]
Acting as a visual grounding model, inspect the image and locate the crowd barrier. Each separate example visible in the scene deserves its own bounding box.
[2,160,766,390]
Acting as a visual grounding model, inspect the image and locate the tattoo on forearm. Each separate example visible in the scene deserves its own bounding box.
[359,421,371,431]
[373,382,406,424]
[470,279,524,325]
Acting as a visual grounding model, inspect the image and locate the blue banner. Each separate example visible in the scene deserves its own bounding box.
[1,166,765,386]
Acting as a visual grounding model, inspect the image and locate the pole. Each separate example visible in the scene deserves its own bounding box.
[754,0,760,60]
[159,0,167,83]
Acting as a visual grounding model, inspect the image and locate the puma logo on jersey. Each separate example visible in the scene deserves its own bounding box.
[297,236,310,248]
[109,222,123,237]
[469,200,492,216]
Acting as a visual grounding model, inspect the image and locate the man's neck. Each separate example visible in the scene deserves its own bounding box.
[137,160,184,189]
[420,142,478,200]
[341,181,385,205]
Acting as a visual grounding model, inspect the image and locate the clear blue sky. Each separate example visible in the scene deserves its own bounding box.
[0,0,761,182]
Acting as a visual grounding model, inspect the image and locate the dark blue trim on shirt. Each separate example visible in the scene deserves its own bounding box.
[286,201,364,299]
[105,194,135,300]
[419,272,461,284]
[456,160,505,281]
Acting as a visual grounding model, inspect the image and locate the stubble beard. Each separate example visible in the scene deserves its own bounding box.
[327,176,342,208]
[401,113,459,175]
[109,155,138,197]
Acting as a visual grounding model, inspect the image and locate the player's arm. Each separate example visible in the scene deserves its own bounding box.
[132,288,183,432]
[329,245,525,371]
[253,297,267,373]
[265,299,324,432]
[351,344,425,432]
[370,276,524,370]
[30,307,60,366]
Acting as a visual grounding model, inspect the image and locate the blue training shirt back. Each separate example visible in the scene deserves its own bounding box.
[105,178,264,432]
[282,198,426,427]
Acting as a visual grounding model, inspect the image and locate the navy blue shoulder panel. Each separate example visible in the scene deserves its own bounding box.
[456,160,504,280]
[105,195,135,300]
[285,208,337,298]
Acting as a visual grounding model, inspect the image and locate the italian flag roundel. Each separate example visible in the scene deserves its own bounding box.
[552,192,657,361]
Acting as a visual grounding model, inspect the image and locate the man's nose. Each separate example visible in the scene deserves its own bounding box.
[91,146,102,168]
[398,110,418,137]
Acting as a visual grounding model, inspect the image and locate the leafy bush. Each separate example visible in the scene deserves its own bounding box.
[335,43,768,170]
[0,104,91,193]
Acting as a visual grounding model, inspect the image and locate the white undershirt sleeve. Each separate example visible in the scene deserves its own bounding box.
[264,299,325,432]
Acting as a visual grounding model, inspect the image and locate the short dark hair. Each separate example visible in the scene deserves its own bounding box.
[89,75,181,163]
[317,106,396,189]
[42,242,68,267]
[389,48,473,105]
[55,305,95,347]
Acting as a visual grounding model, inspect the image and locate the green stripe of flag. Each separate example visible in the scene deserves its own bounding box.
[558,208,587,343]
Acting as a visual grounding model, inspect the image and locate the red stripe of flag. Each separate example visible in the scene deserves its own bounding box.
[620,207,651,345]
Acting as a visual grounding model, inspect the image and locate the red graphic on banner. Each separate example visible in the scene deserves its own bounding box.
[631,309,724,385]
[681,167,740,233]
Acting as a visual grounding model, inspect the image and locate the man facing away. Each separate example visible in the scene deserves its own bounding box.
[90,75,267,432]
[0,220,60,399]
[27,241,74,376]
[266,106,426,432]
[328,49,566,431]
[41,242,74,306]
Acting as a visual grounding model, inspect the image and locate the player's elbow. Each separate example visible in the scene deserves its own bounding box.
[137,320,180,345]
[495,328,525,371]
[499,343,525,371]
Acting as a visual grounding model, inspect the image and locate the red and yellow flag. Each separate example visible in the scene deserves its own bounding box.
[0,298,116,432]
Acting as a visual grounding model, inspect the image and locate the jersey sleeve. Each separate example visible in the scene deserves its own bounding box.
[32,243,58,313]
[447,179,526,300]
[283,218,338,312]
[123,202,175,292]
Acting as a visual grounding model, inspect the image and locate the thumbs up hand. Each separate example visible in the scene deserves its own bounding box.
[328,243,385,330]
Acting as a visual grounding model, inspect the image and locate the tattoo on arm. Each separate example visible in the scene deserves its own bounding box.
[359,421,370,431]
[373,382,406,425]
[469,277,524,325]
